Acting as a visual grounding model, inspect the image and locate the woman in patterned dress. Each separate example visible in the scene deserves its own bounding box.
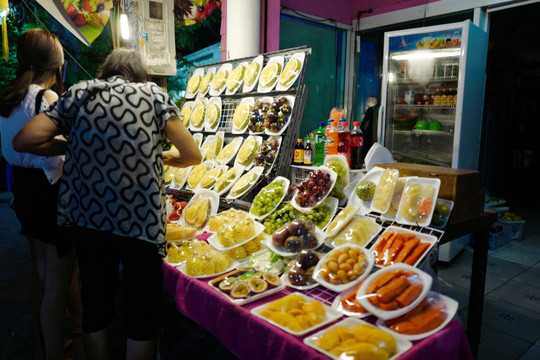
[13,48,202,360]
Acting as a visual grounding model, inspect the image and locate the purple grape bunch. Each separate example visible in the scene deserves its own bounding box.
[295,170,332,207]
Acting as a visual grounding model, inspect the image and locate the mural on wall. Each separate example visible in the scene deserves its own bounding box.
[174,0,220,26]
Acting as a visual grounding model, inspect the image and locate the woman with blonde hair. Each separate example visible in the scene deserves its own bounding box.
[0,28,76,359]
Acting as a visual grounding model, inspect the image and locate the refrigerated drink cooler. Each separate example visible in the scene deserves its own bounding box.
[378,20,489,261]
[378,20,488,170]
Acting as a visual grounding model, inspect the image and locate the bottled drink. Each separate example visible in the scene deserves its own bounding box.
[326,120,339,155]
[304,138,314,166]
[433,88,441,105]
[350,121,364,169]
[440,88,448,105]
[293,138,304,165]
[324,119,332,157]
[314,121,325,166]
[337,119,351,166]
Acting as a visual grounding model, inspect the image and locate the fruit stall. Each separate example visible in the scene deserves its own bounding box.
[159,47,493,359]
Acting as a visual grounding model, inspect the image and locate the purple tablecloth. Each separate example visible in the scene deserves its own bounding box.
[162,261,473,360]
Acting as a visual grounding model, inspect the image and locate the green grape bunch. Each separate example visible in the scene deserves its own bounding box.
[251,180,286,217]
[263,203,299,235]
[300,203,332,229]
[326,158,348,201]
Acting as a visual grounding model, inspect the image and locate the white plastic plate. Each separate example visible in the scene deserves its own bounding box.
[331,285,371,318]
[179,189,220,230]
[276,52,305,91]
[209,63,232,97]
[368,225,438,268]
[251,292,342,336]
[396,177,441,227]
[257,56,284,93]
[324,205,360,239]
[376,291,458,341]
[242,55,263,93]
[177,260,239,279]
[231,97,255,134]
[370,168,400,214]
[291,166,337,213]
[312,243,375,293]
[381,177,417,221]
[207,221,265,252]
[280,271,320,291]
[356,263,432,321]
[346,167,386,214]
[233,135,263,171]
[204,97,222,132]
[263,95,295,136]
[225,61,248,95]
[249,176,290,221]
[188,98,208,132]
[216,136,243,166]
[226,166,264,200]
[303,317,412,360]
[213,168,244,196]
[185,68,204,99]
[328,215,382,249]
[192,133,203,148]
[197,67,216,98]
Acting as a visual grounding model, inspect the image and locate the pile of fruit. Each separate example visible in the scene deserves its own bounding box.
[299,203,332,229]
[263,203,299,235]
[294,169,333,208]
[254,137,280,169]
[248,100,270,133]
[271,218,319,253]
[325,157,348,202]
[250,179,286,217]
[263,97,292,133]
[166,197,188,222]
[286,249,320,286]
[317,246,368,285]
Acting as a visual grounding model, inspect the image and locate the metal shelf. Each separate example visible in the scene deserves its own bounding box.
[392,149,451,168]
[394,104,455,110]
[394,76,458,84]
[394,130,453,137]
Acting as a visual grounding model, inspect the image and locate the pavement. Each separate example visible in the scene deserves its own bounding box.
[0,191,237,360]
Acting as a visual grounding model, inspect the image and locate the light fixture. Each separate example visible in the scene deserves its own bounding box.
[391,49,461,60]
[120,13,129,40]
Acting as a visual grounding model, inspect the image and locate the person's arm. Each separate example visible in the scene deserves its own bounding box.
[12,112,66,156]
[162,115,202,167]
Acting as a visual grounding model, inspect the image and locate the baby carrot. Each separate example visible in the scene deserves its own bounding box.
[394,238,421,264]
[404,242,431,265]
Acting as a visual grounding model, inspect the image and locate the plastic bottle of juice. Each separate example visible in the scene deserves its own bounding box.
[337,119,351,166]
[350,121,364,169]
[326,120,339,155]
[314,121,325,166]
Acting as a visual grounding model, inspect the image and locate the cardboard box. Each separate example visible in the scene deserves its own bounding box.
[375,163,484,224]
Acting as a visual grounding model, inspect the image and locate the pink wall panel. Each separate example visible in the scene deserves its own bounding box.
[281,0,353,25]
[351,0,440,18]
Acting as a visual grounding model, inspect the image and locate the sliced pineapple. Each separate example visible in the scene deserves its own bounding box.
[214,168,238,193]
[226,64,246,93]
[279,58,301,86]
[212,69,229,92]
[259,62,282,88]
[232,103,252,131]
[244,61,261,87]
[186,74,201,94]
[237,138,257,166]
[199,71,214,95]
[230,171,257,197]
[189,101,206,128]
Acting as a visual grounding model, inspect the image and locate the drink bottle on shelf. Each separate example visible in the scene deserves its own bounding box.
[304,138,314,166]
[350,121,364,169]
[293,138,304,165]
[326,120,339,155]
[314,121,325,166]
[337,119,351,166]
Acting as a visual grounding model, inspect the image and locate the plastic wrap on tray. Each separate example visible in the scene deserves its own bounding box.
[207,208,262,250]
[267,218,324,256]
[329,216,382,248]
[248,248,286,275]
[324,155,350,205]
[282,249,321,289]
[249,177,289,220]
[325,205,359,238]
[371,168,400,213]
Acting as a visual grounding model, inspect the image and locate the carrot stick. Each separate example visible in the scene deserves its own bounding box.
[376,232,397,265]
[404,242,431,265]
[387,238,405,264]
[395,280,423,307]
[377,275,409,303]
[373,231,394,256]
[366,270,400,294]
[394,238,421,263]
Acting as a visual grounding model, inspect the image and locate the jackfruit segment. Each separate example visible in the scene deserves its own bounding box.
[226,65,245,92]
[237,138,257,166]
[180,105,192,127]
[212,69,229,92]
[199,72,214,95]
[232,103,252,130]
[206,103,221,129]
[259,62,282,88]
[214,136,223,158]
[190,102,206,128]
[279,58,301,86]
[217,141,238,163]
[230,172,257,197]
[200,167,223,189]
[184,198,211,229]
[244,61,261,87]
[186,74,201,94]
[187,163,208,189]
[214,168,238,193]
[174,167,191,184]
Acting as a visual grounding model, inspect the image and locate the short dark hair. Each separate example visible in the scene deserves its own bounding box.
[97,48,148,83]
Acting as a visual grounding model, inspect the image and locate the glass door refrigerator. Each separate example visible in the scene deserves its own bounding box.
[378,20,488,170]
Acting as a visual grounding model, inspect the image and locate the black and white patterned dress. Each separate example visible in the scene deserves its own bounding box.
[45,76,180,252]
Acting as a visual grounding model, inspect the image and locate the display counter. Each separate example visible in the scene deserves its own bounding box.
[162,260,473,360]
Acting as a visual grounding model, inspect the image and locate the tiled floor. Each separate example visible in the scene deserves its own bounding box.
[1,191,539,359]
[437,204,540,360]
